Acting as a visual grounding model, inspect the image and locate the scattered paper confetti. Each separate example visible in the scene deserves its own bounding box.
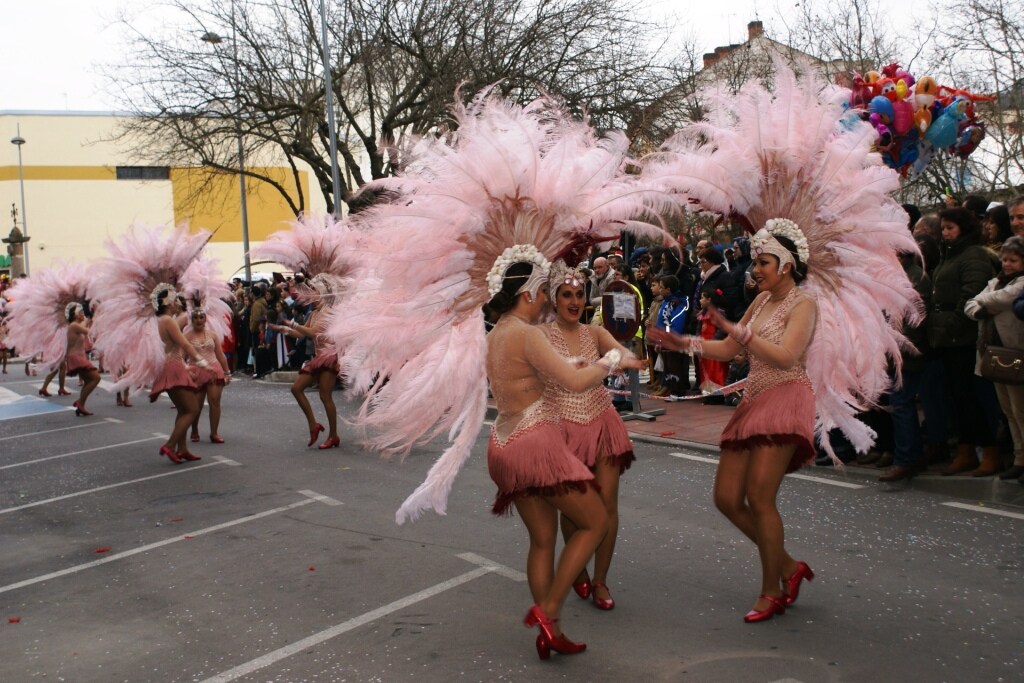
[8,617,21,624]
[308,566,316,571]
[659,431,676,437]
[94,547,111,554]
[170,518,184,523]
[183,535,194,539]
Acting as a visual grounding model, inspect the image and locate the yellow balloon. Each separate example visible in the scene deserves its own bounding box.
[895,79,909,100]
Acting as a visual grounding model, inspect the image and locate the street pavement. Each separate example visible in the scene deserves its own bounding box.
[1,370,1023,682]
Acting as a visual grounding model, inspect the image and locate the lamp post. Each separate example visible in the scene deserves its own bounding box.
[318,0,342,216]
[201,2,252,284]
[10,125,28,275]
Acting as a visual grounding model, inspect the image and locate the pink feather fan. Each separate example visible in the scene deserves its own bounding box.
[5,261,92,373]
[89,225,213,391]
[330,89,668,523]
[181,252,232,342]
[643,62,922,458]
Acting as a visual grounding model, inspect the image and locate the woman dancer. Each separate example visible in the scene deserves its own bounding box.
[149,287,208,463]
[543,261,636,611]
[186,307,231,444]
[0,308,8,374]
[642,64,921,622]
[651,220,817,622]
[487,255,643,657]
[272,276,340,449]
[64,303,101,416]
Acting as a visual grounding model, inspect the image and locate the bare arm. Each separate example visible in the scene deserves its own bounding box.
[724,298,817,369]
[591,325,634,358]
[212,333,230,374]
[522,326,611,392]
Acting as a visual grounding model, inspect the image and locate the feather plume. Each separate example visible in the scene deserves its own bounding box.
[643,62,922,459]
[5,261,92,373]
[89,225,213,391]
[181,251,232,341]
[328,90,669,523]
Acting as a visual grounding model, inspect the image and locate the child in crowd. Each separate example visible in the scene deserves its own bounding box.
[697,288,729,395]
[645,274,666,394]
[724,348,749,406]
[651,275,690,397]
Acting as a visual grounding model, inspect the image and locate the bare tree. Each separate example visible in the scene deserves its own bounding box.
[105,0,678,215]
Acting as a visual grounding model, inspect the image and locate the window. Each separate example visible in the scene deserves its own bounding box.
[115,166,170,181]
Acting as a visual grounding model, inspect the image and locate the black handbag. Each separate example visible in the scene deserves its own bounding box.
[979,320,1024,385]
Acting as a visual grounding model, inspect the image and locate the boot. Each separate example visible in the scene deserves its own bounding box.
[924,442,950,469]
[971,447,1003,477]
[942,444,979,476]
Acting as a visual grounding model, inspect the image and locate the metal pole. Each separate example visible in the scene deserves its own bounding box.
[319,0,343,216]
[231,1,252,283]
[12,125,28,276]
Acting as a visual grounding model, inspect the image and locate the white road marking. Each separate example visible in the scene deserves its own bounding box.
[0,434,165,470]
[0,416,121,442]
[201,566,495,683]
[670,452,865,489]
[0,456,235,516]
[458,552,527,582]
[0,497,321,595]
[943,501,1024,521]
[297,489,342,506]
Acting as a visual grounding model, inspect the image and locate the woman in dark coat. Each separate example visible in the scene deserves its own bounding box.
[928,207,999,475]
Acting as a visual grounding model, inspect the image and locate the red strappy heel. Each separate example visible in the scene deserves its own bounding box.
[73,400,93,417]
[160,445,184,464]
[38,388,51,397]
[57,389,72,396]
[743,594,786,623]
[524,605,585,660]
[591,582,615,611]
[783,561,814,606]
[210,435,225,444]
[308,423,325,446]
[177,451,202,461]
[318,436,340,449]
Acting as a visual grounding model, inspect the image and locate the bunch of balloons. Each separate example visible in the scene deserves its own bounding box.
[848,63,993,178]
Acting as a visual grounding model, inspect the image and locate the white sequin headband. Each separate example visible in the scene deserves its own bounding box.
[548,260,587,293]
[487,244,551,300]
[751,218,809,272]
[150,283,178,311]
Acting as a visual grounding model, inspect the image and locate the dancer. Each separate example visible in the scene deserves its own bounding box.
[328,92,664,659]
[271,280,341,449]
[650,220,817,622]
[642,64,920,622]
[253,214,357,450]
[543,261,636,612]
[186,307,231,444]
[64,303,101,416]
[89,225,224,465]
[0,308,8,374]
[4,262,93,401]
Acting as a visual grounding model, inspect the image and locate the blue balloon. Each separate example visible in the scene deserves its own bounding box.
[869,96,894,122]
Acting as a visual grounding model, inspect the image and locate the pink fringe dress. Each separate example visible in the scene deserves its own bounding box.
[544,322,635,473]
[487,398,599,516]
[188,331,225,388]
[65,351,96,377]
[148,351,199,402]
[300,335,340,377]
[720,288,816,473]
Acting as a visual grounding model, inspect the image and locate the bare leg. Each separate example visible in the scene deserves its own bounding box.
[516,487,608,631]
[590,458,621,601]
[166,388,199,454]
[58,363,68,392]
[558,513,589,586]
[191,386,209,439]
[744,445,796,611]
[317,371,339,439]
[515,496,558,606]
[290,373,318,431]
[206,383,224,437]
[78,369,101,409]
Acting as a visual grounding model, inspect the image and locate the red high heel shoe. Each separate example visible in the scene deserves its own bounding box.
[38,388,51,397]
[591,582,615,611]
[535,633,587,660]
[783,561,815,606]
[160,445,184,464]
[210,435,225,444]
[122,399,133,407]
[318,436,340,449]
[177,451,202,461]
[572,576,592,599]
[743,594,786,623]
[57,389,72,396]
[73,400,93,417]
[524,606,585,660]
[308,423,325,446]
[190,433,201,443]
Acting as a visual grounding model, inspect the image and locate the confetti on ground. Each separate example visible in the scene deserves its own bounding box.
[183,535,194,539]
[308,566,316,571]
[8,617,21,623]
[94,547,111,554]
[659,431,676,437]
[170,517,184,522]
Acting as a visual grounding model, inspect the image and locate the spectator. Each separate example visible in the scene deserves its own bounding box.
[982,204,1012,254]
[650,274,690,396]
[1009,196,1024,237]
[963,194,989,222]
[697,287,729,399]
[965,236,1024,478]
[929,207,999,475]
[588,256,613,311]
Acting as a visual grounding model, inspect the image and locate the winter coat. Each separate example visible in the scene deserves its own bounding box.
[901,258,932,373]
[926,237,995,349]
[965,272,1024,373]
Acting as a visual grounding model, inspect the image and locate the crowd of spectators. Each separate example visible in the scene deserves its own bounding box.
[224,276,313,378]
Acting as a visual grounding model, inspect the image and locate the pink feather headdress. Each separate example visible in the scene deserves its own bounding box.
[5,261,92,373]
[329,89,669,523]
[89,225,214,390]
[642,62,922,459]
[181,251,232,341]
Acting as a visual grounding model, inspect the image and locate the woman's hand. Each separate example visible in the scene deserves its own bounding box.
[707,306,735,336]
[646,327,685,351]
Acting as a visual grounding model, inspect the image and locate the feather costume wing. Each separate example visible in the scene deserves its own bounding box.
[642,63,922,457]
[89,225,213,391]
[181,252,232,341]
[328,91,668,523]
[5,261,92,373]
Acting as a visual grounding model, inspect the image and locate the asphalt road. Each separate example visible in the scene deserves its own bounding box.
[1,373,1022,682]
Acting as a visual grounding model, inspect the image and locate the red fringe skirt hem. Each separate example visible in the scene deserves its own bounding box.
[149,357,199,402]
[719,381,815,474]
[65,352,96,377]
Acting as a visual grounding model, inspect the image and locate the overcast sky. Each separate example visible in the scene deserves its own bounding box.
[1,0,920,112]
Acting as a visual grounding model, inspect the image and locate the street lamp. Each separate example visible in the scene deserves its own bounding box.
[10,126,28,275]
[318,0,342,216]
[201,4,252,284]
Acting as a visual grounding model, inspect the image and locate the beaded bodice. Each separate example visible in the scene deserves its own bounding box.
[186,330,218,365]
[543,322,613,423]
[744,288,812,400]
